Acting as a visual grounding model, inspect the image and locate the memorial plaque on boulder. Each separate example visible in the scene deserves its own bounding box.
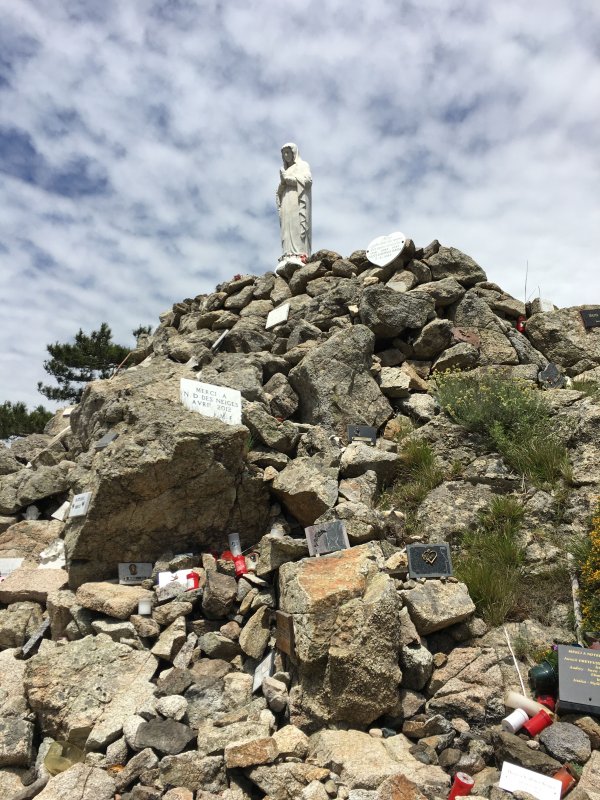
[253,649,275,693]
[407,543,453,579]
[347,424,377,446]
[275,611,295,657]
[180,378,242,425]
[118,562,153,585]
[538,363,565,390]
[580,309,600,329]
[366,231,406,267]
[68,492,92,518]
[557,645,600,716]
[304,520,350,557]
[94,430,119,450]
[265,302,290,330]
[451,327,481,348]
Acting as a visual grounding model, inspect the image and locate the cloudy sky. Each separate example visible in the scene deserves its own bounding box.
[1,0,599,409]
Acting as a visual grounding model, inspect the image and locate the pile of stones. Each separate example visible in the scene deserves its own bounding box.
[1,238,600,799]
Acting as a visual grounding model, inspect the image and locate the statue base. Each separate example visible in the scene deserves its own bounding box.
[276,254,306,278]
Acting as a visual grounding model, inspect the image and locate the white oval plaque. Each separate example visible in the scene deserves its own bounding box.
[366,231,407,267]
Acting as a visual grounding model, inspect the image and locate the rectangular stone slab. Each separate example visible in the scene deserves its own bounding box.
[275,611,295,657]
[558,645,600,716]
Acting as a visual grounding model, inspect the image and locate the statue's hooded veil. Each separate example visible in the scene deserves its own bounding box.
[281,142,299,165]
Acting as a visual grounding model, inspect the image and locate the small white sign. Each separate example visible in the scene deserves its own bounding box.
[51,501,71,521]
[157,569,189,588]
[0,558,24,579]
[68,492,92,518]
[253,649,275,693]
[499,762,561,800]
[62,407,75,417]
[366,231,407,267]
[119,562,153,585]
[180,379,242,426]
[265,303,290,330]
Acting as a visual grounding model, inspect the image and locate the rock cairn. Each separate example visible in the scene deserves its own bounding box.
[1,240,600,800]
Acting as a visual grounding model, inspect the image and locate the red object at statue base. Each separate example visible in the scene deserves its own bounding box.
[233,554,248,578]
[448,772,474,800]
[516,315,526,332]
[186,571,199,590]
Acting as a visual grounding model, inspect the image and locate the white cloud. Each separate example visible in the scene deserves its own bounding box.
[0,0,599,408]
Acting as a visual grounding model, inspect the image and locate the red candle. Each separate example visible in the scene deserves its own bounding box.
[186,571,199,590]
[448,772,474,800]
[536,694,556,712]
[522,708,553,737]
[553,766,577,797]
[233,554,248,578]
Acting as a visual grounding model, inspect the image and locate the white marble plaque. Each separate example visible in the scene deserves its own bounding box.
[253,649,275,693]
[157,569,189,588]
[68,492,92,518]
[119,562,153,585]
[366,232,407,267]
[499,763,561,800]
[180,379,242,426]
[265,303,290,330]
[51,501,71,521]
[0,557,24,579]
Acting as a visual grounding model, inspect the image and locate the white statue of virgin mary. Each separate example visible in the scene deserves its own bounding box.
[276,143,312,260]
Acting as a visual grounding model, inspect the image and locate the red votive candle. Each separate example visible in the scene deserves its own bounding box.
[448,772,474,800]
[522,708,553,737]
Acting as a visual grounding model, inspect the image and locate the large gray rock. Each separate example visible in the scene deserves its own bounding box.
[452,290,518,365]
[256,533,309,576]
[539,722,592,763]
[242,402,299,454]
[401,580,475,634]
[307,729,449,793]
[288,325,393,436]
[76,582,152,620]
[0,718,34,766]
[279,543,401,727]
[417,277,466,307]
[0,462,73,515]
[492,731,561,775]
[340,442,399,484]
[0,446,20,475]
[0,519,63,563]
[526,306,600,376]
[246,762,330,800]
[35,764,116,800]
[24,634,157,746]
[412,319,454,359]
[415,481,494,542]
[424,246,487,286]
[159,753,226,794]
[272,457,338,526]
[64,364,269,587]
[359,286,435,338]
[135,718,196,755]
[0,601,44,649]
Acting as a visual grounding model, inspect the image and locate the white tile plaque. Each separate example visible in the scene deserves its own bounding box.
[68,492,92,518]
[157,569,189,588]
[253,649,275,693]
[51,501,71,521]
[265,303,290,330]
[119,562,153,585]
[499,763,561,800]
[180,379,242,425]
[0,558,24,579]
[366,232,406,267]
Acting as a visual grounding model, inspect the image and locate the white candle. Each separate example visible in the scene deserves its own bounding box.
[138,597,152,615]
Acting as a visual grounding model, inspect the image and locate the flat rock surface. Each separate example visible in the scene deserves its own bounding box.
[24,634,157,744]
[401,580,475,634]
[539,721,592,763]
[0,567,68,604]
[36,763,116,800]
[76,581,153,620]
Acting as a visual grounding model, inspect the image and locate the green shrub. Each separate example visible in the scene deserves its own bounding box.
[379,438,444,513]
[433,371,570,487]
[580,505,600,633]
[571,379,600,402]
[455,496,526,627]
